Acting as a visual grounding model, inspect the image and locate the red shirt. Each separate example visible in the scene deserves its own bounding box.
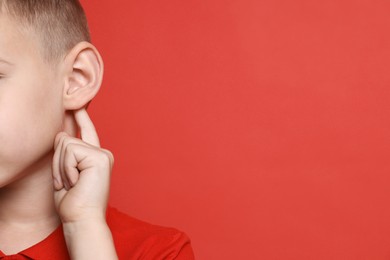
[0,205,195,259]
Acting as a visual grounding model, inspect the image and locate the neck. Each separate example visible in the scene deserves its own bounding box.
[0,152,61,230]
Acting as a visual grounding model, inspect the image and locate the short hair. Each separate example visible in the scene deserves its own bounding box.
[0,0,91,65]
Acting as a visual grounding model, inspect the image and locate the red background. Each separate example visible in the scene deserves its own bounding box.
[81,0,390,259]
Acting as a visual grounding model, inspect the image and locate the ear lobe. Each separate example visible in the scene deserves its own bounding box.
[63,41,104,110]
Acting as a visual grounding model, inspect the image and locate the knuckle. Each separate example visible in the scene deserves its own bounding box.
[64,142,72,153]
[64,165,75,174]
[102,149,114,163]
[64,142,78,153]
[54,132,65,147]
[98,149,114,169]
[59,132,68,141]
[96,150,108,162]
[55,131,65,139]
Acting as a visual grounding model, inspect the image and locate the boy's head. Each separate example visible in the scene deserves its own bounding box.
[0,0,104,188]
[0,0,91,66]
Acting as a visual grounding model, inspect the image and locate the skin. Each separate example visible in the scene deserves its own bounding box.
[0,10,118,259]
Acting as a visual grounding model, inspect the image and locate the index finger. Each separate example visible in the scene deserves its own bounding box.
[74,108,101,147]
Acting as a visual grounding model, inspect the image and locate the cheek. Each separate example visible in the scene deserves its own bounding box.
[0,81,63,172]
[24,83,63,152]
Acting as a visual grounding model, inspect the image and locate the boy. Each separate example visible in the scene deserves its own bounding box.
[0,0,194,259]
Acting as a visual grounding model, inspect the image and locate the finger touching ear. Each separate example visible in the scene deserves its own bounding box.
[62,41,104,110]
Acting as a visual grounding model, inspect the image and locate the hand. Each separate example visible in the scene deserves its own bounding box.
[52,108,114,224]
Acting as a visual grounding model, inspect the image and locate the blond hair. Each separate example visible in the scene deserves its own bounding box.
[0,0,91,65]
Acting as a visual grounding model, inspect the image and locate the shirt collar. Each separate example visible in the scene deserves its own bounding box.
[0,224,70,260]
[0,207,112,259]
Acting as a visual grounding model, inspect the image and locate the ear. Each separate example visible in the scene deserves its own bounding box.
[62,41,104,110]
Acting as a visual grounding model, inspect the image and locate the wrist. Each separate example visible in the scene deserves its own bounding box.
[62,218,118,260]
[60,207,107,225]
[63,217,108,236]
